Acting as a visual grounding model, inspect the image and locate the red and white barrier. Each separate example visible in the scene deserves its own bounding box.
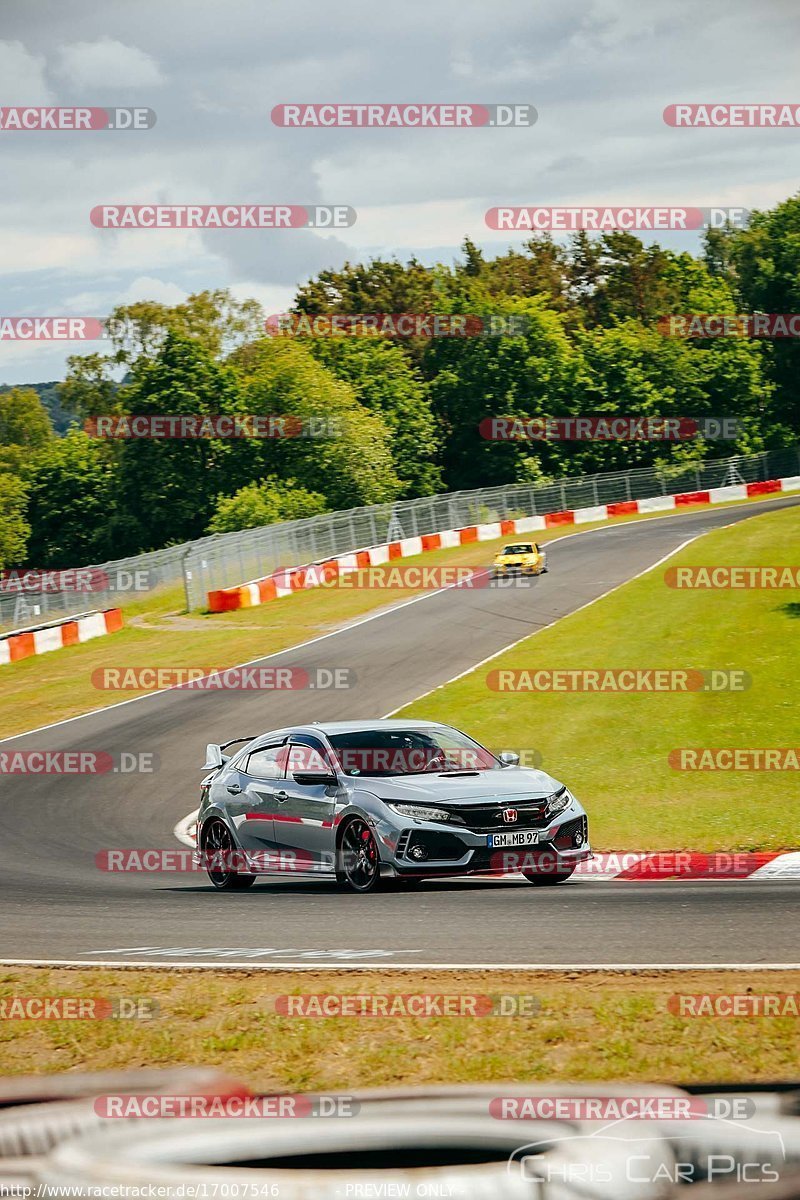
[574,851,800,880]
[0,608,123,666]
[207,474,800,612]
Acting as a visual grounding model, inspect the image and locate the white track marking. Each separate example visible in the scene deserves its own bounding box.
[1,958,798,971]
[173,810,198,848]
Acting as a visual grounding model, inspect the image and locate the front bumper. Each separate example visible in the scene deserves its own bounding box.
[377,809,591,878]
[493,563,541,576]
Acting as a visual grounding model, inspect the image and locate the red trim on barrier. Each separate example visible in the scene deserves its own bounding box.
[61,621,80,646]
[258,578,278,603]
[356,550,371,569]
[208,589,240,613]
[615,851,779,880]
[607,501,638,517]
[459,527,478,544]
[544,510,575,528]
[421,533,442,552]
[675,490,711,506]
[388,541,403,560]
[104,608,124,634]
[747,479,782,496]
[9,632,35,661]
[500,519,516,535]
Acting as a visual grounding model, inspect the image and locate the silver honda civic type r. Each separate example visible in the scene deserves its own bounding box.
[196,720,591,893]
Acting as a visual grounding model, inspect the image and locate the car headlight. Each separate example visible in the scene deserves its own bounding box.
[386,803,451,822]
[546,788,572,818]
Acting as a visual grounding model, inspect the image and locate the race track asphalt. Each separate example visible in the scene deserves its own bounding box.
[1,497,798,968]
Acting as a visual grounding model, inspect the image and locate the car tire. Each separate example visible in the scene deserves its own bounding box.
[201,818,257,891]
[336,818,382,893]
[521,866,575,885]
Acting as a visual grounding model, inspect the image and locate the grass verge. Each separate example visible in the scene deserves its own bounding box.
[0,967,797,1087]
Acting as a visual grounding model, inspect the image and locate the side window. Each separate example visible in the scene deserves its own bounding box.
[286,742,334,775]
[244,744,288,780]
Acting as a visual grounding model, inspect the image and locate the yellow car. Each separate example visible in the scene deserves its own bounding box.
[492,540,548,579]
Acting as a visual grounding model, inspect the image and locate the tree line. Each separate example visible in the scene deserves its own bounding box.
[1,192,799,569]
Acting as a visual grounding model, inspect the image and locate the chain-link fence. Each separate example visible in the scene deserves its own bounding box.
[2,445,798,629]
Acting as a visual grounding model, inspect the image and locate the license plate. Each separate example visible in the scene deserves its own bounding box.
[488,830,539,848]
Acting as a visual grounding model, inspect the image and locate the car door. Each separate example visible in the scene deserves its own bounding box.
[272,734,338,873]
[231,742,290,861]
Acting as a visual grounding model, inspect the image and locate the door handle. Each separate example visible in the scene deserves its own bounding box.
[227,783,242,795]
[275,790,289,802]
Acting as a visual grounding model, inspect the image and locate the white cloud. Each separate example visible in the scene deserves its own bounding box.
[0,40,52,103]
[54,36,163,88]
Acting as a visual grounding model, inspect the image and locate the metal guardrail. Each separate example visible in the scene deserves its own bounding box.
[1,445,798,627]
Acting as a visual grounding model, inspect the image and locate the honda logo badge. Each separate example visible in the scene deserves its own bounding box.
[502,808,518,824]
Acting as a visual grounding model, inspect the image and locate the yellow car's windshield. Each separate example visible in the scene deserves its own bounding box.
[502,543,534,555]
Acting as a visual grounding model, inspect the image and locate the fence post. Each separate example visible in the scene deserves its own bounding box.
[182,545,195,613]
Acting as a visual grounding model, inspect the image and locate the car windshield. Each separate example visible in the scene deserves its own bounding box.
[327,728,501,777]
[502,543,533,555]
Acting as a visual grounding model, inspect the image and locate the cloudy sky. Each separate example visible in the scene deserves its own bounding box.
[1,0,799,384]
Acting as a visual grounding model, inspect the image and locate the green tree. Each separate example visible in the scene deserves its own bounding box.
[306,337,441,496]
[724,194,800,433]
[116,333,242,550]
[0,387,53,473]
[0,474,30,569]
[229,338,400,508]
[423,294,583,490]
[23,432,121,567]
[208,477,327,534]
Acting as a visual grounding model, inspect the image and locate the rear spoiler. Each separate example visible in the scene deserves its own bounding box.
[202,735,259,770]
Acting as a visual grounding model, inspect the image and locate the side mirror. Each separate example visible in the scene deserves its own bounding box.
[203,743,225,770]
[498,751,520,767]
[293,771,338,787]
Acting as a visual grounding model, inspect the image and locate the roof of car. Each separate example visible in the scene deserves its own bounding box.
[299,719,452,736]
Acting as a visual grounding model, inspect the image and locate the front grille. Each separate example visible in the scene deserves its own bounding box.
[444,798,550,832]
[406,832,466,861]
